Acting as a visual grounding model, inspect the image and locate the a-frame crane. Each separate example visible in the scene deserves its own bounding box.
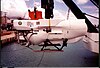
[41,0,98,33]
[62,0,98,33]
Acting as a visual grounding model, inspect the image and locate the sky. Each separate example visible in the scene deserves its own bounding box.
[25,0,99,25]
[1,0,99,25]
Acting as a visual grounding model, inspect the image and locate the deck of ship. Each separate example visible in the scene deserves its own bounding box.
[0,39,98,67]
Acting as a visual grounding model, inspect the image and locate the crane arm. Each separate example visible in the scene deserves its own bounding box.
[62,0,98,33]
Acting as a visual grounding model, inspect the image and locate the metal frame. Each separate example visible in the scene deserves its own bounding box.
[39,39,68,51]
[63,0,98,33]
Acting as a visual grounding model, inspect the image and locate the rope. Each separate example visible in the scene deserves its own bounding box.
[37,51,45,67]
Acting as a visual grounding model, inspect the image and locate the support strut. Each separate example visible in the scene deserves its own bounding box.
[63,0,98,33]
[40,39,68,51]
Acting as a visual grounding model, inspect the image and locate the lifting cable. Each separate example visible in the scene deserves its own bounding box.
[49,18,51,28]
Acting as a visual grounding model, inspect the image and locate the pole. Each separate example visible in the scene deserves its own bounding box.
[4,12,7,24]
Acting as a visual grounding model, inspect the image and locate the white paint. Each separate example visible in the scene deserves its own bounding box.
[24,19,87,45]
[83,33,99,53]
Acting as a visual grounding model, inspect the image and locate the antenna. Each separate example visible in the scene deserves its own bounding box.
[34,0,36,7]
[34,0,37,19]
[4,12,7,24]
[67,8,70,20]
